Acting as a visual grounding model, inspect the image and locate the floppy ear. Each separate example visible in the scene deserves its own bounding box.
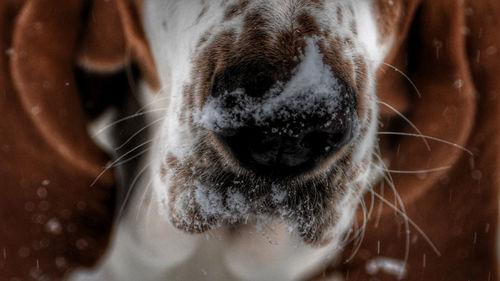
[0,0,158,279]
[115,0,161,90]
[76,0,160,89]
[331,0,500,280]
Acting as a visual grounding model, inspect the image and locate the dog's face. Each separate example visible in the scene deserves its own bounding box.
[141,0,404,244]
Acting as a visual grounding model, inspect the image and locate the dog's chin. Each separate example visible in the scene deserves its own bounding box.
[158,149,369,246]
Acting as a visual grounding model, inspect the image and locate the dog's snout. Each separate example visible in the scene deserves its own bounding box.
[213,81,358,177]
[204,47,360,177]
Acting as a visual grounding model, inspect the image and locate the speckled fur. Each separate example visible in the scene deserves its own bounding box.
[72,1,403,280]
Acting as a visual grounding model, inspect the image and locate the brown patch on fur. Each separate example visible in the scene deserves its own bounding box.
[188,30,237,111]
[196,31,211,49]
[296,12,321,35]
[354,55,369,95]
[195,5,209,25]
[224,0,250,21]
[350,21,358,36]
[165,154,179,170]
[321,36,356,90]
[337,6,344,25]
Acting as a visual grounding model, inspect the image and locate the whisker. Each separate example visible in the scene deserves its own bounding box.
[373,180,385,228]
[380,178,410,279]
[381,62,422,98]
[145,185,156,229]
[136,177,154,221]
[373,148,397,208]
[90,139,154,187]
[366,180,375,222]
[373,149,441,260]
[373,152,410,277]
[378,166,452,175]
[377,101,430,151]
[93,109,168,136]
[135,91,171,114]
[345,196,368,263]
[377,131,473,156]
[369,189,442,257]
[113,147,151,168]
[115,117,166,151]
[117,162,152,220]
[341,227,355,246]
[352,196,367,238]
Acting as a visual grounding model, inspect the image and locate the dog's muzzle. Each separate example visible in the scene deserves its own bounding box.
[204,63,359,178]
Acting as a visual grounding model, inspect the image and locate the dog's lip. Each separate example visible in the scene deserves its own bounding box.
[163,156,359,246]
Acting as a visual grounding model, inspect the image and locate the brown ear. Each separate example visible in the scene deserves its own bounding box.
[335,0,500,280]
[378,1,476,212]
[115,0,161,90]
[76,0,160,89]
[2,0,117,278]
[0,0,147,279]
[1,0,161,278]
[77,0,129,72]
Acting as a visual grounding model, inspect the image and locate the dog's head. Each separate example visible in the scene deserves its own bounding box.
[136,0,406,244]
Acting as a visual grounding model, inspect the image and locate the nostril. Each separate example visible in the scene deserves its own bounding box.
[301,131,329,149]
[300,128,350,156]
[328,130,349,148]
[242,73,275,98]
[301,119,354,151]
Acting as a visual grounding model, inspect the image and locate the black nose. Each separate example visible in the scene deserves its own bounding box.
[204,57,359,177]
[208,68,359,177]
[217,102,357,177]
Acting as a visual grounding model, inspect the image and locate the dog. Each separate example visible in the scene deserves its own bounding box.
[71,1,406,280]
[1,0,499,280]
[73,0,500,280]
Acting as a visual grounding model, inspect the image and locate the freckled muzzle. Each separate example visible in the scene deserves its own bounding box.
[196,39,360,178]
